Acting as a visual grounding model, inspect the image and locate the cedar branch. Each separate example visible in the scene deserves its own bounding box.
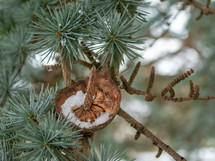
[118,108,187,161]
[120,67,215,102]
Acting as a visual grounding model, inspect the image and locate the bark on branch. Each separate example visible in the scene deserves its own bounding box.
[182,0,215,15]
[59,46,74,87]
[118,108,187,161]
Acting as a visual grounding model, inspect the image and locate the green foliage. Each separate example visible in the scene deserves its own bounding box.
[0,140,17,161]
[0,69,24,106]
[31,0,147,69]
[88,11,144,67]
[0,27,31,68]
[0,86,82,161]
[1,86,56,132]
[16,112,81,161]
[0,0,148,158]
[0,11,15,37]
[91,0,148,22]
[12,0,40,25]
[31,2,87,67]
[80,141,129,161]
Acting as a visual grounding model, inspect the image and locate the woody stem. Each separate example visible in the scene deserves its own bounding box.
[59,46,74,87]
[83,67,96,110]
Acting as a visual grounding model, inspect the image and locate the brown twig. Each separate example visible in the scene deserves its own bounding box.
[196,11,203,20]
[128,62,141,86]
[42,64,60,70]
[134,130,141,140]
[83,67,96,110]
[118,108,187,161]
[161,84,175,98]
[79,60,93,69]
[206,0,211,8]
[120,75,145,95]
[169,84,175,98]
[196,0,211,20]
[120,67,215,102]
[59,46,75,87]
[189,80,194,97]
[169,69,194,87]
[156,148,163,158]
[161,69,193,98]
[61,58,74,87]
[182,0,215,15]
[146,66,155,93]
[193,85,200,99]
[161,95,215,102]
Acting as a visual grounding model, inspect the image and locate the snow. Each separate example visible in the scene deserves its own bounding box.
[61,90,110,128]
[62,91,86,110]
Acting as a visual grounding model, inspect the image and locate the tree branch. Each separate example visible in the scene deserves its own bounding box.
[61,58,74,87]
[120,66,215,102]
[182,0,215,15]
[118,108,186,161]
[83,67,96,110]
[59,46,75,87]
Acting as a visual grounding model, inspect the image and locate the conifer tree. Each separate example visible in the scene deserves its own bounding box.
[1,0,215,161]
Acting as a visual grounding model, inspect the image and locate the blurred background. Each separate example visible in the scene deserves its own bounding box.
[1,0,215,160]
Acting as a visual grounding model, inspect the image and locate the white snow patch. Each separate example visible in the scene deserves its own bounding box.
[61,90,110,128]
[61,91,86,115]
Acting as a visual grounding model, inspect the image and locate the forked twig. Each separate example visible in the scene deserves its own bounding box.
[183,0,215,16]
[120,65,215,102]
